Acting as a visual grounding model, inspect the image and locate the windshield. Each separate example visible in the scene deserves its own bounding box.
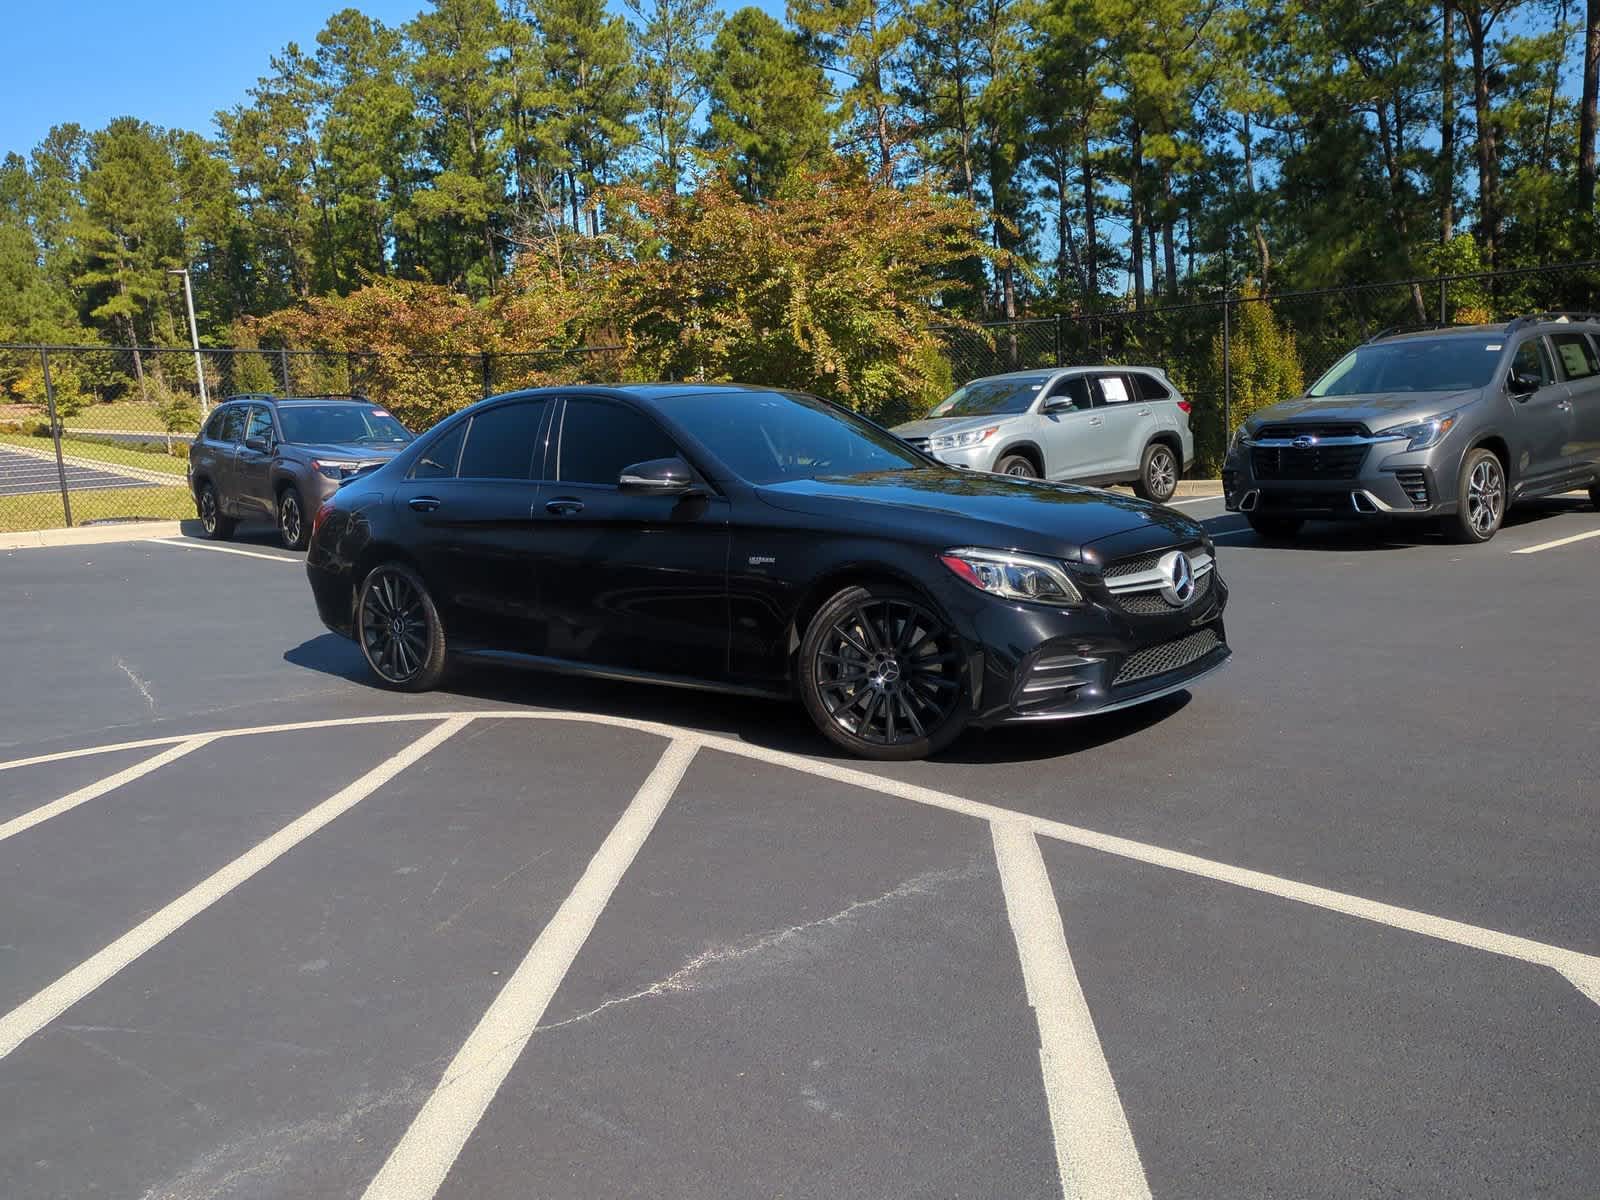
[276,403,412,445]
[1308,336,1506,396]
[928,378,1044,418]
[667,391,926,485]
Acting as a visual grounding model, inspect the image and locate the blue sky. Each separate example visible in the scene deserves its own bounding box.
[0,0,784,160]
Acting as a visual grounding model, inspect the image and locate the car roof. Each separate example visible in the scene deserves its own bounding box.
[963,365,1168,385]
[219,393,372,405]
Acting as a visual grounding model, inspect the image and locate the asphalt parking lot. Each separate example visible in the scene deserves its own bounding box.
[2,497,1598,1200]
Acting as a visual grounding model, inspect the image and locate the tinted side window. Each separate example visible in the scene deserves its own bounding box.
[557,399,680,486]
[1511,338,1555,387]
[1093,374,1134,405]
[203,408,228,439]
[217,406,248,444]
[1050,377,1093,410]
[245,405,275,445]
[1550,332,1599,380]
[1132,373,1172,401]
[457,400,548,479]
[411,423,466,479]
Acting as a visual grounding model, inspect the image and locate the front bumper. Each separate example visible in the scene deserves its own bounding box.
[949,567,1231,728]
[1222,440,1452,519]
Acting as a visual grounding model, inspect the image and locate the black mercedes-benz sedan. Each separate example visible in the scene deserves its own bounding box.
[305,384,1229,760]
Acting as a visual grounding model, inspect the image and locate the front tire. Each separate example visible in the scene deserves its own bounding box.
[197,482,236,540]
[1447,448,1505,543]
[356,562,448,692]
[995,453,1040,478]
[1246,512,1303,541]
[1133,442,1180,503]
[278,486,309,551]
[798,584,968,761]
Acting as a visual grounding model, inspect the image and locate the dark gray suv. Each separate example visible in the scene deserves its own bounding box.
[1223,315,1600,543]
[188,394,414,549]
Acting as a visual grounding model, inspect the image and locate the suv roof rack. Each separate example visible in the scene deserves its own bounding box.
[221,391,371,403]
[1503,311,1600,336]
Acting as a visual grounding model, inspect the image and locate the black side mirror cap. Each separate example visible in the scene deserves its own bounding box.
[245,436,272,452]
[619,456,700,495]
[1507,368,1541,396]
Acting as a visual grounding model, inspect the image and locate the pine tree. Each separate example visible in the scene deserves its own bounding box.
[627,0,722,190]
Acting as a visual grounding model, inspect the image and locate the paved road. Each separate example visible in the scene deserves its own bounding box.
[1,499,1597,1199]
[0,443,158,496]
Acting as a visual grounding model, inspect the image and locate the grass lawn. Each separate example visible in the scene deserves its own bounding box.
[0,484,193,532]
[0,433,189,476]
[3,399,201,433]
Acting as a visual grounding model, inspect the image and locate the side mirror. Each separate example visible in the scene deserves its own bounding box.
[1042,397,1075,413]
[245,435,272,452]
[1507,368,1541,396]
[619,456,699,495]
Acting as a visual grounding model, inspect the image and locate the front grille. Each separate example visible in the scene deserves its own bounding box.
[1395,469,1429,506]
[1115,569,1213,615]
[1251,444,1368,480]
[1103,543,1202,580]
[1112,627,1224,687]
[1255,422,1369,440]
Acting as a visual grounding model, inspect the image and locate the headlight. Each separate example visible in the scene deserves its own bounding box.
[1226,425,1250,455]
[1374,411,1459,451]
[927,426,999,452]
[312,458,367,480]
[939,547,1083,606]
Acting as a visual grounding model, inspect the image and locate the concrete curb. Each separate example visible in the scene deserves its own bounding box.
[0,522,186,551]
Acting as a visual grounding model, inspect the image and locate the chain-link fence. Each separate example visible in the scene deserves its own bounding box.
[940,258,1600,473]
[6,259,1600,531]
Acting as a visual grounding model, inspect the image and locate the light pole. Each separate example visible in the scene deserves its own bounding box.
[168,267,209,416]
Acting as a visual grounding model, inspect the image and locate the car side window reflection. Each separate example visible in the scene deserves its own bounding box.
[244,406,275,446]
[557,399,680,486]
[1048,377,1093,411]
[411,423,466,479]
[217,406,248,445]
[1511,338,1555,387]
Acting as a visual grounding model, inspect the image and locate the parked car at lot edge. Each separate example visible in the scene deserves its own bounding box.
[1223,314,1600,544]
[306,383,1229,760]
[189,394,414,549]
[892,366,1195,503]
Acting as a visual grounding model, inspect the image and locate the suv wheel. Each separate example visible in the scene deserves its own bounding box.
[995,453,1040,478]
[356,563,448,691]
[1447,448,1505,543]
[197,482,236,540]
[1245,512,1303,541]
[798,584,968,761]
[277,486,309,551]
[1134,443,1180,503]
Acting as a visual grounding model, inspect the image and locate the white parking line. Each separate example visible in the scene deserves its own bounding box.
[1511,528,1600,555]
[360,737,698,1200]
[148,538,299,564]
[0,717,469,1061]
[993,822,1151,1200]
[0,738,211,844]
[1161,494,1224,508]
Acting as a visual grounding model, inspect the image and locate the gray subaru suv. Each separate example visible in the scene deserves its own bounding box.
[188,394,414,549]
[892,366,1196,503]
[1223,315,1600,544]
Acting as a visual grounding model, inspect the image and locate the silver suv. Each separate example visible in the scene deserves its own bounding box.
[892,366,1196,503]
[1223,315,1600,544]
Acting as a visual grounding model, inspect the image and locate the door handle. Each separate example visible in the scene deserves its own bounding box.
[408,496,441,512]
[545,497,584,515]
[1138,408,1153,416]
[1088,416,1104,427]
[1557,399,1573,411]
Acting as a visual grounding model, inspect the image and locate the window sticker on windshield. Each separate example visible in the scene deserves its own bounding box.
[371,408,390,417]
[1485,344,1501,351]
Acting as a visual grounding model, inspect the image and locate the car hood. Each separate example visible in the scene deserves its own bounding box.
[891,414,1017,440]
[283,441,409,461]
[756,468,1205,563]
[1246,390,1476,432]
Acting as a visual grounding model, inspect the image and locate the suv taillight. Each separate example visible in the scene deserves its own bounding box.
[1177,399,1192,414]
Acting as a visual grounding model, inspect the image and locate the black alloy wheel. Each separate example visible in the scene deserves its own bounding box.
[278,486,308,551]
[799,584,968,760]
[1135,443,1179,503]
[198,482,236,540]
[356,563,447,691]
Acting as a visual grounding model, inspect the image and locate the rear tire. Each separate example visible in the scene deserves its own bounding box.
[355,562,448,692]
[1133,442,1180,503]
[277,486,309,551]
[798,583,969,761]
[1245,512,1303,541]
[197,482,236,540]
[1446,448,1505,544]
[995,453,1040,478]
